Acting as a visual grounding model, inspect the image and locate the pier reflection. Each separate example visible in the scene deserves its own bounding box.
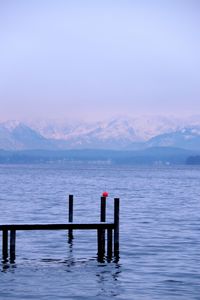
[96,262,122,297]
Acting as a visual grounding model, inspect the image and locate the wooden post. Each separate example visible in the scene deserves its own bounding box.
[97,228,104,262]
[107,228,113,260]
[68,194,73,240]
[100,196,106,255]
[2,230,8,261]
[101,196,106,222]
[10,230,16,263]
[114,198,120,258]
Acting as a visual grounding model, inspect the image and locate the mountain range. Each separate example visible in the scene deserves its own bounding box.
[1,116,200,151]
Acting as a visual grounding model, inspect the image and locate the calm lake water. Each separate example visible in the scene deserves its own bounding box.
[0,163,200,300]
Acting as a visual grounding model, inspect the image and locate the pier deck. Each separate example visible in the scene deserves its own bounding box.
[0,196,120,263]
[0,222,115,231]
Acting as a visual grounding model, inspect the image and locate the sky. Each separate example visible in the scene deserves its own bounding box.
[0,0,200,122]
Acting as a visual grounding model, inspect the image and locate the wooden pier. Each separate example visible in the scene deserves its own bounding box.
[0,196,120,263]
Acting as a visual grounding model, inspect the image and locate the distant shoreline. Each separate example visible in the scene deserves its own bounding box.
[0,147,199,165]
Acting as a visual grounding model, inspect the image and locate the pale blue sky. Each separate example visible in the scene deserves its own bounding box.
[0,0,200,121]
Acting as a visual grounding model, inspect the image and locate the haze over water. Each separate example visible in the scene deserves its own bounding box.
[0,163,200,299]
[1,0,200,121]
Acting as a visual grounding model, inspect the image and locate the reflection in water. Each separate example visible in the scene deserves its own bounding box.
[65,236,75,269]
[1,257,123,300]
[96,263,122,297]
[1,261,17,273]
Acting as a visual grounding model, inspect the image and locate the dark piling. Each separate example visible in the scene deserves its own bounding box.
[114,198,120,258]
[10,230,16,263]
[68,194,73,240]
[2,230,8,262]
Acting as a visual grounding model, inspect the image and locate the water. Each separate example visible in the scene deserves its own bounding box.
[0,163,200,300]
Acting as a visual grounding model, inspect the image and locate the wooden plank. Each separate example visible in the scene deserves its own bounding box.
[0,223,114,231]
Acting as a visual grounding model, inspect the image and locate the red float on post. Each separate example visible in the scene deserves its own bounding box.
[102,191,109,197]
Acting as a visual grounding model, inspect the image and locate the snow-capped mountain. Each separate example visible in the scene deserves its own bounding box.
[30,117,144,149]
[29,115,195,149]
[147,127,200,150]
[30,115,183,141]
[0,122,56,150]
[0,115,200,150]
